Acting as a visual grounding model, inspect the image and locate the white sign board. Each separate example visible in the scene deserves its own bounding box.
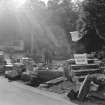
[70,31,80,42]
[74,54,88,65]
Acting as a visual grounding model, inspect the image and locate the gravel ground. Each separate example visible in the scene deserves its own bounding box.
[38,80,105,105]
[38,80,73,95]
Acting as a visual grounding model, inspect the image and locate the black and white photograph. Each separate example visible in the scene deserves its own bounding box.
[0,0,105,105]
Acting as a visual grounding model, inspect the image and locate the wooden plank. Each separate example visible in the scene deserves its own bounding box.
[74,71,102,77]
[71,69,100,72]
[45,76,66,85]
[73,71,102,79]
[66,59,98,62]
[73,75,86,79]
[77,75,91,101]
[73,70,101,76]
[71,64,99,70]
[71,64,99,67]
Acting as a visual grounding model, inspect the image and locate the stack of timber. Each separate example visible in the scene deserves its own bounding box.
[66,59,102,82]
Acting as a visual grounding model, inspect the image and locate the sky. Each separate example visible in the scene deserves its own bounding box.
[41,0,49,4]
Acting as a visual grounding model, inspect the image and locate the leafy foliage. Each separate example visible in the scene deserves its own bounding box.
[47,0,78,34]
[77,0,105,52]
[24,0,79,58]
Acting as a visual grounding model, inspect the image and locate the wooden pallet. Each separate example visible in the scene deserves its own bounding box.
[66,59,102,83]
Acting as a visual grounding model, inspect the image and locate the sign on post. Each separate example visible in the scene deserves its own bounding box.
[74,54,88,65]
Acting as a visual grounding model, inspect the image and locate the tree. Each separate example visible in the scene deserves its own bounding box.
[24,0,79,58]
[47,0,78,34]
[77,0,105,52]
[46,0,79,57]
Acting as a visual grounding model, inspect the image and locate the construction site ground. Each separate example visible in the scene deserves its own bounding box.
[3,60,105,105]
[37,60,105,105]
[38,80,105,105]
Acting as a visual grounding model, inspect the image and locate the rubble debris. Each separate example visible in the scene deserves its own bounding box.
[67,89,78,100]
[67,90,77,100]
[25,77,41,87]
[88,91,105,101]
[4,63,26,80]
[5,70,21,80]
[73,74,105,102]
